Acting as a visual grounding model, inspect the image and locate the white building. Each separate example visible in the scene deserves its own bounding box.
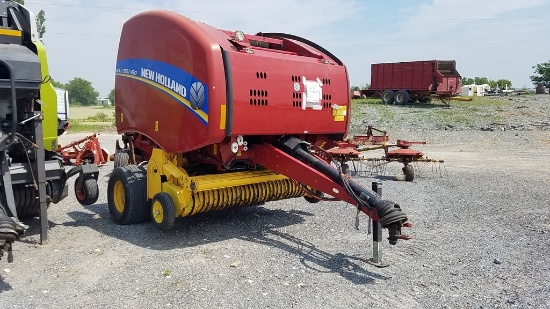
[96,98,112,106]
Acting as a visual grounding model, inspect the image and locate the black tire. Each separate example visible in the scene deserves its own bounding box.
[381,90,395,104]
[395,90,410,104]
[14,185,40,218]
[107,165,149,225]
[341,163,350,175]
[403,164,415,182]
[151,192,176,231]
[114,150,130,169]
[304,188,324,203]
[75,177,99,206]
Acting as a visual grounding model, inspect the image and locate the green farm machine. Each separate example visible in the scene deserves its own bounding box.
[0,1,98,262]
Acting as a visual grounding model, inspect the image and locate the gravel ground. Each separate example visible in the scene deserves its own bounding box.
[1,95,549,308]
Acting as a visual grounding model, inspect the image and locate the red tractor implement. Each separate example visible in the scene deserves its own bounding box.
[57,133,109,166]
[109,11,410,247]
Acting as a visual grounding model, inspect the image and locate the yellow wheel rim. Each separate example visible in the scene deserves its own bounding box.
[152,200,164,224]
[113,180,125,213]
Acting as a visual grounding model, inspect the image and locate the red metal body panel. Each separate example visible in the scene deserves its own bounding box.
[116,11,227,153]
[115,11,350,153]
[228,51,348,135]
[370,60,461,95]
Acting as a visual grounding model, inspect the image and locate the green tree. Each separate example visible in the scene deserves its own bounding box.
[11,0,24,4]
[474,77,490,85]
[350,85,360,91]
[107,88,115,105]
[461,77,474,85]
[495,79,512,89]
[65,77,99,106]
[530,60,550,87]
[36,10,46,39]
[50,78,65,89]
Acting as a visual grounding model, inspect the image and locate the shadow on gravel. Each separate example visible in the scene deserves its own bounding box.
[63,203,388,284]
[242,230,389,284]
[364,102,443,109]
[0,276,12,293]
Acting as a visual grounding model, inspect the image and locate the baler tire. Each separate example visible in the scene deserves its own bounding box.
[114,150,130,169]
[395,90,409,105]
[108,165,149,225]
[403,164,415,182]
[304,188,324,204]
[381,90,395,104]
[151,192,176,231]
[75,177,99,206]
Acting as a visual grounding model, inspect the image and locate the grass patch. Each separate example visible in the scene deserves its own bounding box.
[65,111,117,133]
[83,112,115,122]
[351,95,514,131]
[67,119,116,133]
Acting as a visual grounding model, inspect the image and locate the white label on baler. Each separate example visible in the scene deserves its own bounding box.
[306,81,320,103]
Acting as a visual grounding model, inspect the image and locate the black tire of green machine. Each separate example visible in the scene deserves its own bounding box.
[107,165,149,225]
[114,150,130,169]
[14,185,39,218]
[151,192,176,231]
[74,177,99,206]
[381,90,395,104]
[403,164,415,182]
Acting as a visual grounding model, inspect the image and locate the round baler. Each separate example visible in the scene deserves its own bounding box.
[110,10,408,244]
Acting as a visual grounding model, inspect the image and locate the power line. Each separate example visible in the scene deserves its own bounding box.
[25,2,550,19]
[43,32,549,45]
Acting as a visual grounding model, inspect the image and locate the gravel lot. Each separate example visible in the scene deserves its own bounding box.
[1,95,549,308]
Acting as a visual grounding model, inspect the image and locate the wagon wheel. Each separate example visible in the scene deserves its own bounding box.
[395,90,410,104]
[151,192,176,231]
[381,90,395,104]
[107,165,149,224]
[75,176,99,205]
[403,164,415,182]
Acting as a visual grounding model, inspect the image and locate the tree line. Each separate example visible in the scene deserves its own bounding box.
[51,78,104,106]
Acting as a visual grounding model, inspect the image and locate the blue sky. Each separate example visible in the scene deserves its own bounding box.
[23,0,550,97]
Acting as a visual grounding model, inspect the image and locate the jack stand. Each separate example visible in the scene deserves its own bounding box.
[32,112,48,244]
[366,181,389,268]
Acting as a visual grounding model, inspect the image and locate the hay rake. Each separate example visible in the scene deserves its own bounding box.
[321,126,445,181]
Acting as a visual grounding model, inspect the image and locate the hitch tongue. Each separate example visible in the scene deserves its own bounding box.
[387,222,412,245]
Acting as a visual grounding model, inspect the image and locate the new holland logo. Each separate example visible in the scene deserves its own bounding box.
[190,82,206,110]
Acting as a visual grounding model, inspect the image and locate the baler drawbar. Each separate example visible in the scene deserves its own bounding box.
[109,10,409,246]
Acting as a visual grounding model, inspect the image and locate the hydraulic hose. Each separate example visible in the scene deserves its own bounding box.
[278,136,408,229]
